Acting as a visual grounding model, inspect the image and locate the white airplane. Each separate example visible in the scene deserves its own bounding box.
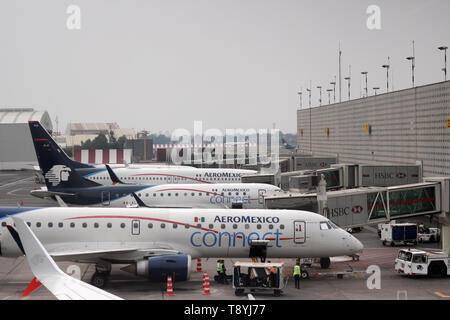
[0,206,363,288]
[83,166,257,186]
[29,121,257,186]
[110,183,282,209]
[7,216,122,300]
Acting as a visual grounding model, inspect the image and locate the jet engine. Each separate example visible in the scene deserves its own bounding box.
[121,254,191,282]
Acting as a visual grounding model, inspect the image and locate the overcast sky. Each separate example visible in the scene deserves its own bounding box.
[1,0,449,135]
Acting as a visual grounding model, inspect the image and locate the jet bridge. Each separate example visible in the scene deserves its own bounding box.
[265,181,444,228]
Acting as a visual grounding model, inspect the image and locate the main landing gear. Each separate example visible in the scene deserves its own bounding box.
[90,263,112,289]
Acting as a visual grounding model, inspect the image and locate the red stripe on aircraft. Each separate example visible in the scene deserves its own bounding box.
[133,173,212,184]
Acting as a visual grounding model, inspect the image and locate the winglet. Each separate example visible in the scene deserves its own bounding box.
[10,216,123,300]
[131,192,148,208]
[105,164,124,185]
[21,277,42,297]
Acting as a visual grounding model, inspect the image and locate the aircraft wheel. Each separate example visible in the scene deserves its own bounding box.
[320,258,330,269]
[235,289,245,296]
[91,272,108,288]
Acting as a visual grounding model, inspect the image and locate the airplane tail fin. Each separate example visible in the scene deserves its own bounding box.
[105,164,125,185]
[131,192,149,207]
[28,121,100,190]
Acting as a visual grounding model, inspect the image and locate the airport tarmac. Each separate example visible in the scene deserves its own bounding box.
[0,170,449,300]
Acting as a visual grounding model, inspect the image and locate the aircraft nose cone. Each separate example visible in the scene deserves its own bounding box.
[352,237,364,253]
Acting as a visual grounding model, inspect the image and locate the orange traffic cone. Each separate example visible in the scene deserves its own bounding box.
[196,258,202,272]
[166,275,174,296]
[202,273,211,295]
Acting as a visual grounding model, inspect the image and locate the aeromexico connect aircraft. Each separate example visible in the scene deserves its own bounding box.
[28,121,279,208]
[29,122,257,186]
[0,206,364,288]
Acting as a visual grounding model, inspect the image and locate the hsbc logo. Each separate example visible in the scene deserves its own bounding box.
[320,162,327,167]
[352,205,363,214]
[396,172,406,179]
[325,205,364,217]
[45,165,71,186]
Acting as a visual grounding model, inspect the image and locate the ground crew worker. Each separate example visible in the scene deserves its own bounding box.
[419,223,425,233]
[217,260,227,284]
[293,262,301,289]
[217,260,224,283]
[269,265,277,288]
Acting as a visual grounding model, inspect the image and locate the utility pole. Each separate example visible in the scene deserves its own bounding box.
[382,56,390,93]
[297,88,303,109]
[406,40,415,87]
[361,71,368,97]
[339,43,342,103]
[438,46,448,81]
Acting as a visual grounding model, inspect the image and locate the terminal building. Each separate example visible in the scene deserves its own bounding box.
[0,108,53,170]
[296,80,450,177]
[291,80,450,254]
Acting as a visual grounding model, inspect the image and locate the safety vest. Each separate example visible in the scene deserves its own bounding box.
[293,265,301,276]
[270,267,276,273]
[217,263,224,273]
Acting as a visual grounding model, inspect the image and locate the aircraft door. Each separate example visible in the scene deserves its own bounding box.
[101,191,110,206]
[258,189,266,204]
[294,221,306,244]
[132,220,140,235]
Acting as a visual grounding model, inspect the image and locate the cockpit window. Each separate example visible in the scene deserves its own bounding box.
[328,221,339,229]
[320,222,331,230]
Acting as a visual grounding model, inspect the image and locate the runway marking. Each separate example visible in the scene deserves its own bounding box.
[0,177,34,189]
[434,291,450,298]
[7,188,24,196]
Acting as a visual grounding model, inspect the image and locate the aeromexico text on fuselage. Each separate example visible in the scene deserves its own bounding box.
[81,168,257,185]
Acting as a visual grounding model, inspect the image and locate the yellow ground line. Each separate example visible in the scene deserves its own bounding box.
[434,292,450,298]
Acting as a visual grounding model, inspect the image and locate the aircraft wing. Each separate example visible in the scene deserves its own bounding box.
[46,242,182,262]
[9,216,123,300]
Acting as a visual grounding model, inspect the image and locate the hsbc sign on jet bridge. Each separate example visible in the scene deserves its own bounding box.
[359,165,421,187]
[323,193,371,227]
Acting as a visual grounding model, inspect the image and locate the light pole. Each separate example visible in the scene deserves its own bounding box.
[306,86,312,153]
[344,77,351,100]
[361,71,368,97]
[373,87,380,95]
[382,57,390,93]
[330,80,336,103]
[297,89,303,109]
[326,89,333,104]
[406,40,415,87]
[317,86,322,106]
[438,46,448,81]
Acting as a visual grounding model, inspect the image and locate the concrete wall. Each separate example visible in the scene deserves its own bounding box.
[297,81,450,177]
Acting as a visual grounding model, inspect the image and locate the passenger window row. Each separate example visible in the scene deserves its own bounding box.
[1,222,285,231]
[90,176,240,182]
[136,191,248,198]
